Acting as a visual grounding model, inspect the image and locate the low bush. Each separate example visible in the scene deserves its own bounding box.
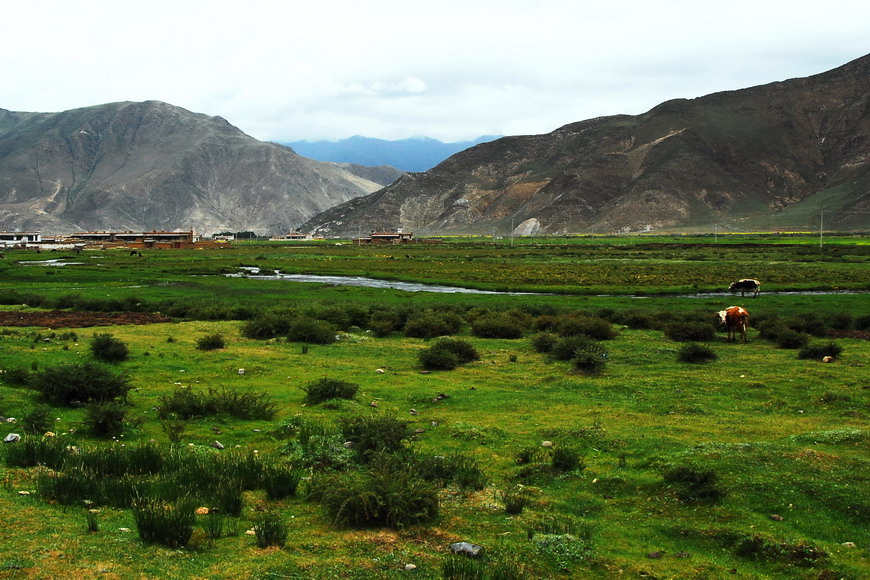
[263,464,302,500]
[530,332,558,354]
[340,414,411,461]
[622,311,659,330]
[156,387,276,420]
[442,555,486,580]
[3,436,69,469]
[798,342,843,360]
[664,321,715,342]
[253,512,289,548]
[677,343,718,363]
[419,337,479,370]
[572,344,608,374]
[662,466,725,504]
[403,310,463,338]
[84,401,131,437]
[89,333,130,362]
[195,333,225,350]
[22,404,54,435]
[733,534,828,567]
[854,314,870,331]
[286,317,337,344]
[0,366,31,386]
[551,335,602,362]
[302,378,359,405]
[551,447,583,472]
[132,496,197,548]
[501,484,532,514]
[28,361,132,406]
[240,309,296,339]
[471,313,526,339]
[553,314,617,340]
[774,329,809,349]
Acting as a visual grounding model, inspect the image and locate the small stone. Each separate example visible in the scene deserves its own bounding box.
[404,563,417,571]
[409,409,418,415]
[210,441,225,450]
[375,368,385,374]
[17,491,30,495]
[3,433,21,443]
[675,551,690,558]
[415,428,425,434]
[370,401,379,408]
[245,529,257,536]
[44,431,56,438]
[252,429,261,432]
[450,542,483,558]
[647,550,665,559]
[822,356,834,363]
[770,514,784,521]
[343,441,355,449]
[6,417,16,423]
[842,541,857,548]
[196,507,210,515]
[238,368,245,375]
[118,528,131,533]
[541,440,553,448]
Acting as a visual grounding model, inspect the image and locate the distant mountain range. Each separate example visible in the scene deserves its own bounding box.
[303,53,870,236]
[0,101,402,235]
[284,135,500,172]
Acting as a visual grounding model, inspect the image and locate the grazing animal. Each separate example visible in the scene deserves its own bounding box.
[729,279,761,297]
[718,306,749,343]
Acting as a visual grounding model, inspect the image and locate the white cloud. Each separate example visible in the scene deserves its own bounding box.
[1,0,868,141]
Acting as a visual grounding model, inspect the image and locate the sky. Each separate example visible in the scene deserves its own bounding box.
[2,1,869,143]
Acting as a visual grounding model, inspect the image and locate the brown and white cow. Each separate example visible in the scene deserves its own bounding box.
[718,306,749,343]
[729,279,761,297]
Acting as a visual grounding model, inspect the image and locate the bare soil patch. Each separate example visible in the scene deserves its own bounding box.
[0,310,172,328]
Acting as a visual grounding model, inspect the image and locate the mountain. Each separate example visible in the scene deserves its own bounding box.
[302,54,870,236]
[284,135,500,172]
[0,101,400,235]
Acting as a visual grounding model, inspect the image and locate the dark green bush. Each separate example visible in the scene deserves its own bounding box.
[302,378,359,405]
[403,310,463,338]
[677,343,718,363]
[90,333,130,362]
[0,366,31,386]
[195,333,225,350]
[551,447,583,472]
[572,344,608,374]
[418,346,459,370]
[84,401,131,437]
[22,404,54,435]
[286,317,337,344]
[132,496,196,548]
[28,361,132,406]
[471,314,525,339]
[622,311,659,330]
[662,466,725,504]
[733,534,828,567]
[156,387,276,420]
[239,308,297,339]
[798,342,843,360]
[419,337,479,370]
[551,335,600,362]
[553,314,617,340]
[253,512,289,548]
[340,414,411,460]
[854,314,870,331]
[501,484,533,514]
[263,464,302,500]
[3,436,69,469]
[313,463,439,528]
[530,332,558,354]
[665,321,716,342]
[774,329,809,349]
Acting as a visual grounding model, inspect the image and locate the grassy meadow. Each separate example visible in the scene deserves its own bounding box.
[0,234,868,579]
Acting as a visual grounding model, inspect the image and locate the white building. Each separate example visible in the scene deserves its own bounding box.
[0,231,41,247]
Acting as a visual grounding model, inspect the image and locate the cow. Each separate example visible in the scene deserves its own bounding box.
[718,306,749,343]
[729,279,761,297]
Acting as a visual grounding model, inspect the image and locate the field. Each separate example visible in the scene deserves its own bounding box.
[0,235,868,579]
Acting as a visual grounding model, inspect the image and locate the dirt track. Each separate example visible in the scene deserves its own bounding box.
[0,310,172,328]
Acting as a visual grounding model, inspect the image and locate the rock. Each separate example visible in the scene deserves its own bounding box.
[210,441,225,450]
[6,417,16,423]
[343,441,355,449]
[450,542,484,558]
[238,368,245,375]
[3,433,21,443]
[822,356,834,363]
[647,550,665,559]
[375,368,385,374]
[118,528,131,533]
[370,401,379,408]
[541,440,553,448]
[18,490,30,495]
[409,409,418,415]
[44,431,56,438]
[404,563,417,571]
[675,551,690,558]
[842,541,857,548]
[245,529,257,536]
[770,514,784,521]
[195,507,210,515]
[415,428,426,434]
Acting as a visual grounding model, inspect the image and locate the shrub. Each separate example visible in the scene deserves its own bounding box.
[662,466,725,504]
[287,317,337,344]
[253,512,289,548]
[403,311,463,338]
[302,378,359,405]
[551,447,583,472]
[677,343,718,363]
[3,436,69,469]
[798,342,843,360]
[239,308,297,339]
[22,404,54,435]
[733,534,828,567]
[419,337,479,370]
[501,484,532,514]
[132,496,196,548]
[28,362,132,406]
[442,555,486,580]
[572,344,608,374]
[314,463,439,528]
[622,311,658,330]
[471,314,525,339]
[553,314,617,340]
[0,366,31,386]
[89,333,129,362]
[340,414,411,460]
[263,464,302,500]
[774,329,809,349]
[83,401,130,437]
[551,335,600,362]
[156,387,276,420]
[854,314,870,331]
[665,321,715,342]
[195,333,225,350]
[530,332,558,353]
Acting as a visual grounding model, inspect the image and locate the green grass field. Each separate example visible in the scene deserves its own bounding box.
[0,235,868,579]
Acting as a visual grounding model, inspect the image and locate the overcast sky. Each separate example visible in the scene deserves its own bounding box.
[2,1,868,143]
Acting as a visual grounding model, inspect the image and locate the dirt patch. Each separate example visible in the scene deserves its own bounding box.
[829,330,870,341]
[0,310,172,328]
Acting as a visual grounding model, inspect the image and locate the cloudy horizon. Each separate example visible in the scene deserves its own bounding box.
[2,1,868,143]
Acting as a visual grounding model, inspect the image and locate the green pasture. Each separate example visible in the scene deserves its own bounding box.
[0,235,868,578]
